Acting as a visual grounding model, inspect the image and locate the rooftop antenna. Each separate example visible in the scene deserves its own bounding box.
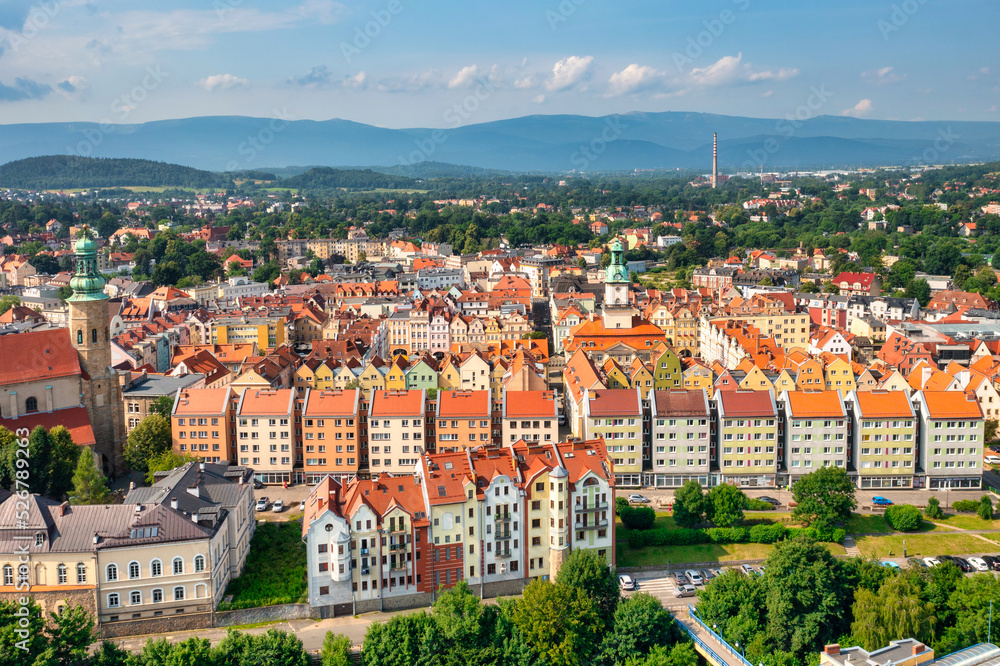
[712,133,718,189]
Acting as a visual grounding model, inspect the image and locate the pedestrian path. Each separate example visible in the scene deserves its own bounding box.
[843,535,861,556]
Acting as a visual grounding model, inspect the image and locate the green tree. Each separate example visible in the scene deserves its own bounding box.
[978,494,994,520]
[925,496,944,520]
[123,414,172,472]
[822,281,840,294]
[150,395,176,418]
[90,640,131,666]
[321,632,352,666]
[602,593,679,664]
[46,425,81,499]
[70,449,111,504]
[672,480,706,528]
[357,250,367,263]
[432,580,485,655]
[556,548,620,626]
[626,642,700,666]
[986,419,999,443]
[212,627,310,666]
[706,483,747,527]
[764,536,849,659]
[513,579,602,666]
[850,575,935,651]
[46,604,96,665]
[696,569,766,649]
[144,450,200,484]
[936,573,1000,654]
[362,611,443,666]
[791,466,857,529]
[0,295,20,315]
[905,278,932,306]
[0,599,49,663]
[884,504,923,531]
[151,259,184,287]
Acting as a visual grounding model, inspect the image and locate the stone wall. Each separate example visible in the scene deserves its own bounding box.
[480,578,527,599]
[100,610,212,639]
[0,589,96,620]
[214,603,314,627]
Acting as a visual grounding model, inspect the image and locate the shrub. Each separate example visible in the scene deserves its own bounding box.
[619,506,656,531]
[884,504,923,532]
[615,496,629,516]
[787,526,846,544]
[627,527,709,550]
[745,498,776,511]
[979,495,994,520]
[748,523,788,544]
[952,499,979,513]
[925,497,944,520]
[706,527,750,543]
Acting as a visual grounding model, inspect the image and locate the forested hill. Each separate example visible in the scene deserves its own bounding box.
[0,156,233,189]
[279,167,421,191]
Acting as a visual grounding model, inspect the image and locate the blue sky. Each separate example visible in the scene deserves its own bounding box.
[0,0,996,127]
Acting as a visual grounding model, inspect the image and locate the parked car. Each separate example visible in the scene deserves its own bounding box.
[628,494,650,504]
[673,572,687,585]
[757,496,780,506]
[700,569,713,583]
[923,557,941,567]
[881,560,901,570]
[673,584,697,598]
[907,558,927,569]
[709,568,723,579]
[953,557,972,572]
[872,496,893,507]
[983,555,1000,571]
[618,574,636,591]
[272,499,284,513]
[685,570,704,585]
[968,557,989,572]
[255,497,269,511]
[253,479,264,490]
[986,456,1000,465]
[988,445,1000,454]
[741,563,755,576]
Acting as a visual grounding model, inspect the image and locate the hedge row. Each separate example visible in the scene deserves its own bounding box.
[952,499,979,513]
[626,523,845,550]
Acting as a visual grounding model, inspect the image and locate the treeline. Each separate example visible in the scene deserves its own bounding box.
[0,156,233,189]
[280,167,420,191]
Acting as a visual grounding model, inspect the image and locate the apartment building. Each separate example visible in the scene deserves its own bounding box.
[211,316,286,349]
[500,390,559,445]
[844,390,917,489]
[646,389,711,488]
[436,390,494,451]
[368,389,428,475]
[236,388,296,484]
[779,390,849,484]
[301,388,363,485]
[913,390,984,489]
[581,387,644,487]
[714,390,779,487]
[172,387,235,463]
[301,438,613,616]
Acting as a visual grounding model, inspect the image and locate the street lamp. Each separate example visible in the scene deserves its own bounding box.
[735,642,744,658]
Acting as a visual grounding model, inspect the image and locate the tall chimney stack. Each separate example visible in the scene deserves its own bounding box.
[712,132,718,189]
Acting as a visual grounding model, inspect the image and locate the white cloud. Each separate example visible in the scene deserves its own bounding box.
[688,53,797,87]
[760,90,773,97]
[841,98,873,117]
[606,64,666,96]
[376,69,438,93]
[546,55,594,91]
[197,73,249,91]
[862,66,906,86]
[56,75,90,100]
[296,0,347,25]
[533,94,545,104]
[448,65,479,89]
[514,75,536,89]
[343,71,366,89]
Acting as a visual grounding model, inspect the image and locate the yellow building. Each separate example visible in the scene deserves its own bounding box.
[211,316,286,349]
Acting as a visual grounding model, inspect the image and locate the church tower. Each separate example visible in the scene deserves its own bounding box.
[68,229,125,474]
[601,238,636,329]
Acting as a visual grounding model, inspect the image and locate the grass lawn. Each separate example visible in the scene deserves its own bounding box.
[744,512,799,525]
[853,532,999,559]
[220,520,307,610]
[843,513,939,535]
[615,512,677,539]
[927,513,1000,530]
[617,541,847,567]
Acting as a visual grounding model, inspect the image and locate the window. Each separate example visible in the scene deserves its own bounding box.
[2,565,11,586]
[173,586,185,601]
[194,555,205,573]
[57,564,67,584]
[25,397,37,413]
[152,589,163,603]
[151,559,162,577]
[172,557,184,575]
[76,563,86,584]
[130,590,141,605]
[106,564,118,582]
[129,561,140,579]
[107,593,120,608]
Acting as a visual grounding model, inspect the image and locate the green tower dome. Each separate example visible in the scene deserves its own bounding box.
[605,238,629,283]
[67,228,108,302]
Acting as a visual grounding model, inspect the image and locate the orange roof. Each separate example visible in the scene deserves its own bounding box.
[370,389,424,417]
[0,406,96,448]
[556,438,613,485]
[237,388,294,415]
[784,391,845,418]
[0,329,82,384]
[652,390,709,417]
[853,390,913,418]
[336,475,429,525]
[422,451,475,505]
[504,390,558,419]
[302,389,359,417]
[718,390,775,417]
[437,390,490,418]
[587,389,641,416]
[920,390,983,419]
[173,388,232,416]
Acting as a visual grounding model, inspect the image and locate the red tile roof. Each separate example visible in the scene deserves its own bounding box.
[784,390,844,418]
[238,389,294,415]
[173,388,231,415]
[370,389,424,417]
[0,329,81,384]
[303,389,360,417]
[718,390,775,417]
[437,390,490,418]
[587,389,641,416]
[920,391,983,419]
[652,390,709,417]
[1,406,95,447]
[853,390,912,418]
[505,390,557,419]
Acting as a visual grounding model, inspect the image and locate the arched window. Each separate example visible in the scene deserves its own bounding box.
[77,330,83,344]
[194,555,205,573]
[76,563,86,584]
[91,329,97,343]
[129,590,141,605]
[57,564,67,584]
[172,557,183,575]
[106,563,118,582]
[24,397,37,413]
[34,563,44,585]
[107,593,119,608]
[195,583,206,598]
[152,588,163,603]
[3,564,12,586]
[150,559,162,577]
[128,561,140,579]
[173,586,185,601]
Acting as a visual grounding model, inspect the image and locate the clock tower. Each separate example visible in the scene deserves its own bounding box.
[601,238,635,329]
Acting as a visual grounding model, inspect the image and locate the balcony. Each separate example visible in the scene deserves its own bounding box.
[575,518,609,530]
[390,542,407,551]
[576,501,607,512]
[494,513,511,522]
[494,530,513,541]
[390,562,407,572]
[390,526,407,535]
[360,548,369,555]
[361,567,370,575]
[495,549,513,559]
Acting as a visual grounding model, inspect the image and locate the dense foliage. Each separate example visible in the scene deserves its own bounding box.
[219,521,308,609]
[0,425,81,499]
[791,467,858,530]
[0,156,232,189]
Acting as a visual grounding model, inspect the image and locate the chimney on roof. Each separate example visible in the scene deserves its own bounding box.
[824,645,841,656]
[199,461,205,472]
[92,533,99,545]
[192,510,199,524]
[170,497,178,510]
[912,643,925,655]
[58,501,69,517]
[187,483,200,498]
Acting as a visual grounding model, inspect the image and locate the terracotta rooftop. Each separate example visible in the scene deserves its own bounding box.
[437,390,490,418]
[853,390,913,418]
[0,328,81,384]
[587,389,641,416]
[718,390,775,417]
[920,390,983,419]
[369,389,424,418]
[302,389,359,417]
[652,390,709,417]
[504,390,558,419]
[237,389,294,416]
[784,390,845,418]
[173,388,232,416]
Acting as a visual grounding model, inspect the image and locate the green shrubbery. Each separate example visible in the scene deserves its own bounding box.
[625,523,818,550]
[884,504,923,532]
[746,498,776,511]
[619,505,657,530]
[952,499,979,513]
[219,521,307,610]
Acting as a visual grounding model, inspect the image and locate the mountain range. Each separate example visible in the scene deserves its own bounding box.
[0,112,997,173]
